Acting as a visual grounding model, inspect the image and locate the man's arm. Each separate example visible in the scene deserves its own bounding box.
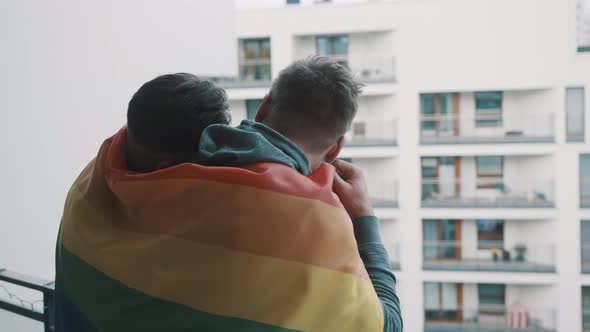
[332,160,403,332]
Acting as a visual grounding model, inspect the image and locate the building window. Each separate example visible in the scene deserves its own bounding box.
[583,287,590,330]
[424,282,461,322]
[422,158,438,200]
[582,154,590,207]
[420,93,458,137]
[316,35,349,67]
[475,91,503,127]
[578,0,590,52]
[423,220,460,260]
[567,87,586,142]
[476,219,504,250]
[582,221,590,272]
[476,156,504,189]
[239,38,271,82]
[245,99,262,120]
[478,284,505,314]
[286,0,300,4]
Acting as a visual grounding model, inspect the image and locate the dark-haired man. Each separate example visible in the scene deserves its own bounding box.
[54,73,231,332]
[126,73,231,172]
[199,56,403,331]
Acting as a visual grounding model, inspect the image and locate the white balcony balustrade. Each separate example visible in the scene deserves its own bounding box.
[424,305,557,332]
[423,241,556,273]
[420,113,554,145]
[345,119,397,147]
[421,178,555,208]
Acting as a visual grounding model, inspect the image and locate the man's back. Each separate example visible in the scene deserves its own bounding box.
[55,128,384,331]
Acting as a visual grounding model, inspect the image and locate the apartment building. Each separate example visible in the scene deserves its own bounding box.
[224,0,590,331]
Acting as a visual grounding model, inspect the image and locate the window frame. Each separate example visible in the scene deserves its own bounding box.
[566,87,586,142]
[315,35,349,66]
[478,284,506,314]
[476,156,504,189]
[581,154,590,207]
[239,38,272,82]
[476,219,505,250]
[474,91,503,128]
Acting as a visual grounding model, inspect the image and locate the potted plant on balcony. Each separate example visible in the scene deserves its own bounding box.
[514,244,527,262]
[491,247,500,262]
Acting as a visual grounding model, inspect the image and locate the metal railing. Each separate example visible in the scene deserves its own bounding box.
[350,56,397,83]
[580,243,590,273]
[345,119,397,147]
[204,75,272,89]
[582,178,590,208]
[424,305,557,332]
[423,241,556,273]
[0,269,54,331]
[421,179,555,208]
[368,179,398,208]
[583,308,590,332]
[387,242,401,270]
[420,113,554,144]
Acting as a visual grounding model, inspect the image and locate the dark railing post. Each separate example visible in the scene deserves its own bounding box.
[0,268,55,330]
[43,283,55,332]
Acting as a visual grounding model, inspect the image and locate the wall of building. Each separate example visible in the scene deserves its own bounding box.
[0,0,237,280]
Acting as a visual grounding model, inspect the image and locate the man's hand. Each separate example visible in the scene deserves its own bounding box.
[332,159,374,218]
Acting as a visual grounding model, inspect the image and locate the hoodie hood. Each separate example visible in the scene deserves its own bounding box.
[198,120,311,175]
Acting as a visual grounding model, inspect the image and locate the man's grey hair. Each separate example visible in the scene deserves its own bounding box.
[266,56,363,150]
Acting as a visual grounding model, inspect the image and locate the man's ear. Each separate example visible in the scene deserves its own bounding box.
[255,95,272,122]
[324,136,345,164]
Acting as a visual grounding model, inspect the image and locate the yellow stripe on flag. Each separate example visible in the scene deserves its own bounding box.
[62,186,384,332]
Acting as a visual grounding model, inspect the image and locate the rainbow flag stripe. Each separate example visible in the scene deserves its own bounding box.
[56,128,384,331]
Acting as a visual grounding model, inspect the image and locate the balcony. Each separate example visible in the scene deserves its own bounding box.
[582,179,590,208]
[423,241,556,273]
[388,243,401,270]
[368,179,398,208]
[351,56,397,84]
[345,119,397,147]
[206,76,272,89]
[582,243,590,273]
[420,113,554,145]
[424,305,557,332]
[0,269,54,331]
[421,179,555,208]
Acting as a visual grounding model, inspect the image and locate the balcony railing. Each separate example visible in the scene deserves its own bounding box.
[345,119,397,147]
[424,305,557,332]
[205,76,272,89]
[423,241,556,273]
[424,305,556,332]
[0,269,54,331]
[368,179,398,208]
[387,242,401,270]
[350,56,397,83]
[583,308,590,332]
[420,113,554,145]
[582,178,590,208]
[421,179,555,208]
[581,243,590,273]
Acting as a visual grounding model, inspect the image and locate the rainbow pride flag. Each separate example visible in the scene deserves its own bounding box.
[56,128,383,331]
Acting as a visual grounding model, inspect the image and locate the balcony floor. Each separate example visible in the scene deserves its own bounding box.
[421,136,554,145]
[423,259,556,273]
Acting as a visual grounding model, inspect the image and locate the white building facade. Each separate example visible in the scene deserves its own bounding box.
[227,0,590,331]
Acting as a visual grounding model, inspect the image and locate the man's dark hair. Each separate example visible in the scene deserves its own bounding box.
[266,56,362,150]
[127,73,230,155]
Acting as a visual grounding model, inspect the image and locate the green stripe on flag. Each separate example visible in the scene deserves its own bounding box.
[57,241,301,332]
